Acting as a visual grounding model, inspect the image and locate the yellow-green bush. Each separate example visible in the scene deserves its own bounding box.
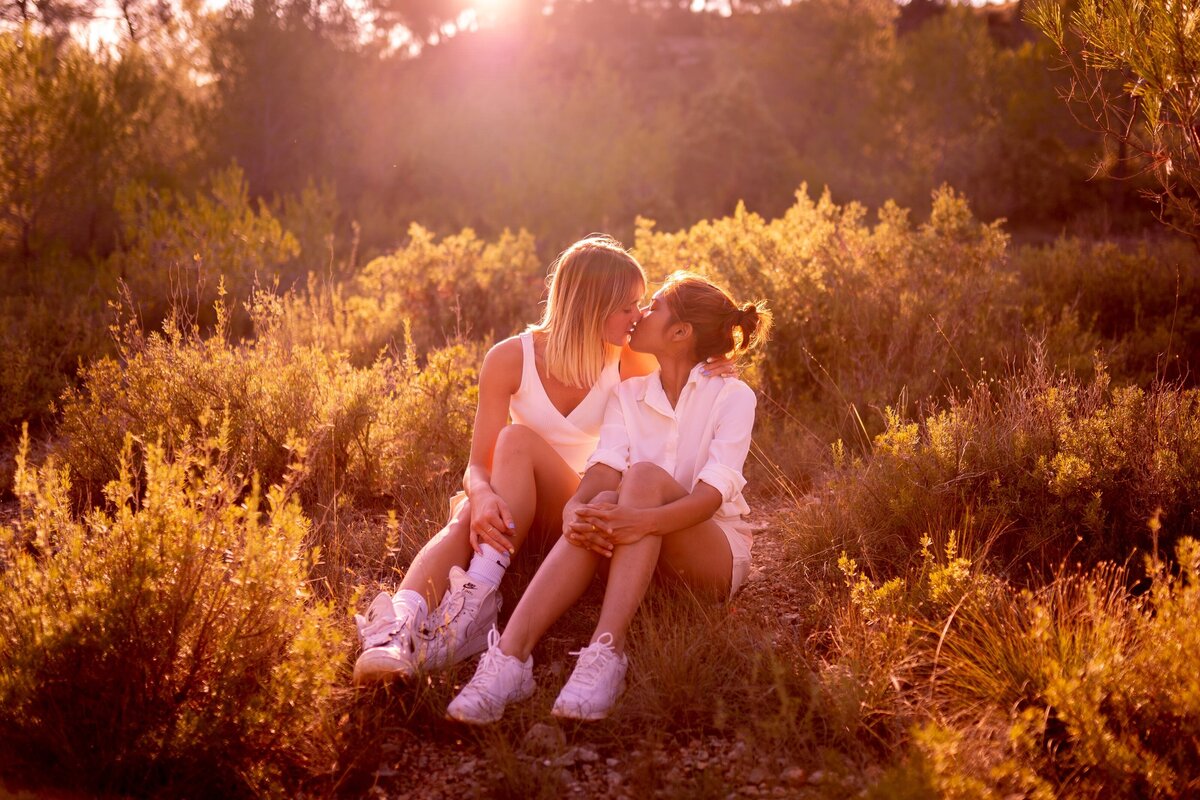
[1014,236,1200,385]
[0,431,344,796]
[54,294,481,595]
[110,165,300,330]
[634,186,1019,436]
[799,361,1200,575]
[278,224,542,363]
[0,291,109,436]
[883,539,1200,798]
[59,295,476,500]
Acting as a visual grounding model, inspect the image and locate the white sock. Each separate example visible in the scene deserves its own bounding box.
[467,543,511,588]
[392,589,427,622]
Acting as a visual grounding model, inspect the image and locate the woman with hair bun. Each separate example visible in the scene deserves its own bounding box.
[447,270,772,724]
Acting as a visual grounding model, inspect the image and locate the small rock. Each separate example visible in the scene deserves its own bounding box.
[808,769,826,785]
[576,746,600,763]
[771,788,788,797]
[549,660,567,679]
[606,757,620,767]
[524,722,566,755]
[374,765,398,778]
[782,766,806,786]
[748,767,769,784]
[607,770,623,785]
[741,786,761,797]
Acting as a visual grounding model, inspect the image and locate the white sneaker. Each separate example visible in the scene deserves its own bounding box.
[551,633,628,720]
[445,628,534,724]
[353,591,420,685]
[414,566,500,670]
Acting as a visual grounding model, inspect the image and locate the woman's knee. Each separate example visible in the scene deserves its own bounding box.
[592,490,619,504]
[625,462,672,483]
[619,462,680,504]
[494,424,542,463]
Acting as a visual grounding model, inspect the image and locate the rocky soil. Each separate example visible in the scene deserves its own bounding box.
[351,513,849,799]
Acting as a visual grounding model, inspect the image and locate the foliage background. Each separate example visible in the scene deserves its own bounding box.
[3,0,1200,796]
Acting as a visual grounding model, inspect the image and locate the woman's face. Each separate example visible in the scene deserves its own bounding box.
[627,291,671,354]
[602,283,646,347]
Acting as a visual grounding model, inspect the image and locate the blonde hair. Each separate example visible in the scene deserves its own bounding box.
[527,235,646,389]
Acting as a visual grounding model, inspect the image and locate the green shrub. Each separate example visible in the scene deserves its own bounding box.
[895,539,1200,798]
[1013,236,1200,384]
[55,293,481,595]
[110,164,300,329]
[635,186,1019,437]
[797,361,1200,575]
[278,224,542,363]
[0,431,344,796]
[0,291,109,437]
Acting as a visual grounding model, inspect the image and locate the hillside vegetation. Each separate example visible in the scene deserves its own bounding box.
[2,183,1199,796]
[3,0,1200,795]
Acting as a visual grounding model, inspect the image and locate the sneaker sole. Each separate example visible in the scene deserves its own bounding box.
[353,649,417,685]
[550,679,626,721]
[445,681,535,725]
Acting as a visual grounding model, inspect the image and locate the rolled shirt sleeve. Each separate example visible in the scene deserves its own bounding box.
[584,391,631,474]
[696,382,756,505]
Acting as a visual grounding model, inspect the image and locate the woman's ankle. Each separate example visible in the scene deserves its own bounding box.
[591,630,626,653]
[498,631,533,661]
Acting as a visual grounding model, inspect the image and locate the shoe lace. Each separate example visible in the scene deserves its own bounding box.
[463,628,504,692]
[566,633,618,689]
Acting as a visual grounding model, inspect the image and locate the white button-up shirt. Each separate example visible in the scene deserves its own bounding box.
[585,363,756,524]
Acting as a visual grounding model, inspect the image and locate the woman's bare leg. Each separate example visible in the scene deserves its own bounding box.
[592,463,733,651]
[397,504,473,609]
[487,424,581,550]
[498,490,619,660]
[397,424,579,609]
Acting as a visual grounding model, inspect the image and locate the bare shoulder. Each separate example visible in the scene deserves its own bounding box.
[480,336,524,393]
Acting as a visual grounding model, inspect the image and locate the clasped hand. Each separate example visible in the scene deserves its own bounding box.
[563,502,652,557]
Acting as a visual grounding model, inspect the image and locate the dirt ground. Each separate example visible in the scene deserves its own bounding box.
[343,512,852,800]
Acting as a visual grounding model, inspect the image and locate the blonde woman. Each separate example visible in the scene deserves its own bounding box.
[354,237,731,684]
[446,272,771,723]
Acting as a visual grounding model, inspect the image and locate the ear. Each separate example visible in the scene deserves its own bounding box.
[670,321,693,343]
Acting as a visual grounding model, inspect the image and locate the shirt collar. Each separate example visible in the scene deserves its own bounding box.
[639,362,710,417]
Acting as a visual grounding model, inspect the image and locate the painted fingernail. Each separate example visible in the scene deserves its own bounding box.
[507,522,515,529]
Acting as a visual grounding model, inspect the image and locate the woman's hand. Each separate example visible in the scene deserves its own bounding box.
[702,354,738,378]
[563,499,613,557]
[575,502,656,548]
[469,489,516,555]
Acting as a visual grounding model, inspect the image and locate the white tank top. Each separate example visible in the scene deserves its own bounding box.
[508,332,621,474]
